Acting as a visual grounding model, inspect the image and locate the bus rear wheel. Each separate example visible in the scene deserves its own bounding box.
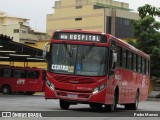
[2,86,12,94]
[59,100,70,110]
[125,91,139,110]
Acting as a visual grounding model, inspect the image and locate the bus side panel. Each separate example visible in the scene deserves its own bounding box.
[0,78,17,92]
[116,69,126,104]
[105,75,120,105]
[139,75,150,102]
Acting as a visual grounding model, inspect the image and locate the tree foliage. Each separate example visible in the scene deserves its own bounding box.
[138,4,160,19]
[131,4,160,77]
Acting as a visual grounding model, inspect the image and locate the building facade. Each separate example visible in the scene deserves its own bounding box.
[47,0,139,38]
[0,10,50,44]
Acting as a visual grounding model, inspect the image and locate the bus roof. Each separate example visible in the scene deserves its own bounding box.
[109,35,150,59]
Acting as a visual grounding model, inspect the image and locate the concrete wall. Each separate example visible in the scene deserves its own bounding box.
[47,0,104,35]
[46,0,139,36]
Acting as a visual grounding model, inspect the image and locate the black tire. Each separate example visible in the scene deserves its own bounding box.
[89,103,102,109]
[131,91,139,110]
[125,91,139,110]
[25,92,35,95]
[2,86,12,94]
[105,93,117,112]
[125,104,131,110]
[59,100,70,110]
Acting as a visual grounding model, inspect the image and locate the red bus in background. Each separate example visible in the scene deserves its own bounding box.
[44,30,150,111]
[0,66,46,95]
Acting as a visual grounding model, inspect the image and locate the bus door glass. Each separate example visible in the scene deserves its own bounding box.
[13,69,26,91]
[26,70,40,91]
[109,40,117,77]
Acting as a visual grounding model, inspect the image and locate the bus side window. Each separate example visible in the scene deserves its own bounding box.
[137,56,142,73]
[26,71,39,79]
[145,60,149,75]
[2,69,12,78]
[127,51,132,70]
[13,70,25,78]
[133,53,136,71]
[142,58,145,74]
[117,46,122,67]
[122,48,126,68]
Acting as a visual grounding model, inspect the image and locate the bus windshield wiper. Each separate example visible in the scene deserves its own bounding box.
[82,43,94,59]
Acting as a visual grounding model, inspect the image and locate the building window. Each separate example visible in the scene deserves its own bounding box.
[14,29,19,33]
[115,17,133,38]
[20,30,27,33]
[106,17,111,34]
[8,20,13,25]
[19,22,23,25]
[75,18,82,21]
[76,0,82,6]
[75,6,82,9]
[25,42,36,45]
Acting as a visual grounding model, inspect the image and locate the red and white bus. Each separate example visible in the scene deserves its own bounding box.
[0,66,46,95]
[44,30,150,111]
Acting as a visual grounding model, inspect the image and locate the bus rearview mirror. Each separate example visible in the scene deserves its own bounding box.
[43,42,50,61]
[113,52,117,63]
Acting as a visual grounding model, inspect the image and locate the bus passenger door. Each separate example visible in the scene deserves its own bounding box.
[106,40,123,104]
[25,70,40,92]
[42,70,46,91]
[13,69,26,92]
[114,45,126,104]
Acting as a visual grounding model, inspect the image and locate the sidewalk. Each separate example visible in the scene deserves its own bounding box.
[147,91,160,101]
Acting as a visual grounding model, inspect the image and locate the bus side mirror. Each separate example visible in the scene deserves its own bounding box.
[43,42,50,61]
[113,52,117,63]
[111,51,117,69]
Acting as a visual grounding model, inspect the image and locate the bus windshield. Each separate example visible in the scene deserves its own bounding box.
[48,43,107,76]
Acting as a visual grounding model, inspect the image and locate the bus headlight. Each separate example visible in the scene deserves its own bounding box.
[46,79,55,90]
[92,84,106,94]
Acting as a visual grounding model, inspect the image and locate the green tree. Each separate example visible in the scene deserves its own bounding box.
[138,4,160,19]
[131,4,160,77]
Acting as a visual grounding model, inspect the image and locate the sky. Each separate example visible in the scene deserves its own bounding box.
[0,0,159,32]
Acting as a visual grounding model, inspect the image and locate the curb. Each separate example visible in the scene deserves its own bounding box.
[34,92,44,95]
[147,98,160,101]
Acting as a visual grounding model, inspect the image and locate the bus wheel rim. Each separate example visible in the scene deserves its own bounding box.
[3,88,8,93]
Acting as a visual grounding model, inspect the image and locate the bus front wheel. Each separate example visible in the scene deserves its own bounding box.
[2,86,12,94]
[105,92,117,112]
[59,100,70,110]
[89,103,102,109]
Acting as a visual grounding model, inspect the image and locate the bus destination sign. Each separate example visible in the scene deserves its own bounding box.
[53,32,107,43]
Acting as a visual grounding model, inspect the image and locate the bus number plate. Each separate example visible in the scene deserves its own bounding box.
[67,94,77,98]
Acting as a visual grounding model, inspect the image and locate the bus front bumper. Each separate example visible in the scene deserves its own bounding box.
[45,83,106,104]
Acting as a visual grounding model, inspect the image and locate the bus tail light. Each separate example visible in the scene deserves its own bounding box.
[46,79,55,90]
[92,84,106,94]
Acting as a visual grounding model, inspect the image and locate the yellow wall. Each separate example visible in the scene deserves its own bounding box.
[46,0,139,36]
[47,0,104,35]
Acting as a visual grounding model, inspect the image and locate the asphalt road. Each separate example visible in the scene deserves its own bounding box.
[0,93,160,120]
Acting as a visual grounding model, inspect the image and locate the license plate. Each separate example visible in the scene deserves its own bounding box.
[67,94,77,98]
